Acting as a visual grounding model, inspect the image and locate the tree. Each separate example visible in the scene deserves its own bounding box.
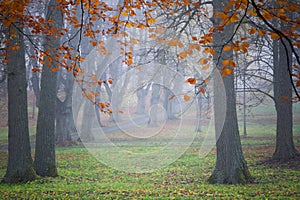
[3,24,36,183]
[34,0,63,177]
[273,24,299,160]
[208,0,252,184]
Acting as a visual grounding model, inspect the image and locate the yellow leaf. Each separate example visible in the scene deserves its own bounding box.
[186,77,197,85]
[184,94,190,101]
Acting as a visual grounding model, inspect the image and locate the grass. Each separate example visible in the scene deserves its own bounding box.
[0,103,299,199]
[0,132,299,199]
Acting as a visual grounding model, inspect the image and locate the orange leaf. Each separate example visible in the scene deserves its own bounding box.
[169,95,175,101]
[108,78,113,84]
[183,0,190,6]
[200,87,205,94]
[50,68,60,72]
[202,64,210,70]
[199,58,209,65]
[296,80,300,87]
[178,51,188,59]
[229,60,236,68]
[184,94,190,101]
[223,45,232,51]
[223,60,230,66]
[249,28,256,35]
[221,68,233,77]
[270,32,280,39]
[129,38,140,44]
[258,30,266,36]
[32,68,42,73]
[204,48,215,55]
[279,96,289,102]
[186,77,197,85]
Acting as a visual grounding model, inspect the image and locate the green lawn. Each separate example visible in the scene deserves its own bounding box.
[0,134,299,199]
[0,103,299,199]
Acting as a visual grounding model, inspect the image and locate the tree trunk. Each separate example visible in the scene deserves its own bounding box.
[55,72,76,145]
[80,102,95,142]
[208,0,252,184]
[136,85,149,114]
[3,26,36,183]
[272,30,299,161]
[148,83,160,126]
[34,0,63,177]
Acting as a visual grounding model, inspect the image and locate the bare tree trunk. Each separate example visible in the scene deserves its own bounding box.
[273,31,299,161]
[34,0,63,177]
[55,72,76,145]
[208,0,252,184]
[136,84,149,114]
[148,83,160,126]
[3,25,36,183]
[80,102,95,142]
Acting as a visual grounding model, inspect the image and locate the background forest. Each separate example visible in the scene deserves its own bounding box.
[0,0,299,198]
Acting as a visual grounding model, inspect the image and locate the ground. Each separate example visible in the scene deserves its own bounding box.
[0,97,299,199]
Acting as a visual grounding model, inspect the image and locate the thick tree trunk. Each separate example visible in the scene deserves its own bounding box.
[272,35,299,161]
[3,26,36,183]
[34,0,63,177]
[208,0,252,184]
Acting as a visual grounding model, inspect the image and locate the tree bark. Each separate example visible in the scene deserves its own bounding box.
[208,0,252,184]
[34,0,63,177]
[3,25,36,183]
[272,31,299,161]
[55,72,76,145]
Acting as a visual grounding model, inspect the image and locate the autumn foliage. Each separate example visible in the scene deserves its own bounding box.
[0,0,299,101]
